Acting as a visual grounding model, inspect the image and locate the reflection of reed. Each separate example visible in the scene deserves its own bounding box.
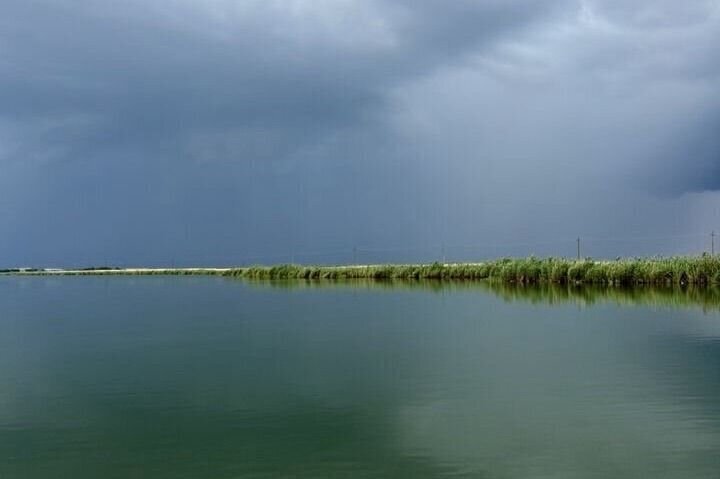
[239,278,720,312]
[480,282,720,312]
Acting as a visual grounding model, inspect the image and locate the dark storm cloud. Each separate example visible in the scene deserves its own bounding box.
[595,0,720,195]
[0,0,568,164]
[650,111,720,194]
[1,0,720,265]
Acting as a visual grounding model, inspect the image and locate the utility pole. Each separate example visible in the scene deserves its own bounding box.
[577,237,581,260]
[441,242,446,264]
[712,231,715,256]
[352,246,357,265]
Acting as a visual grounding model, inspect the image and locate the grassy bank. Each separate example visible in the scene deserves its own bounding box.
[8,256,720,286]
[225,256,720,286]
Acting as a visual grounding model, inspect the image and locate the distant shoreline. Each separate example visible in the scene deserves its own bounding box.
[0,267,233,276]
[4,257,720,286]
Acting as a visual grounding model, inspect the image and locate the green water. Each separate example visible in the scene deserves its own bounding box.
[2,277,720,478]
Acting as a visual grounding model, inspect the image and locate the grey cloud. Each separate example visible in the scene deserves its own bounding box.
[1,0,720,266]
[0,0,567,163]
[590,0,716,28]
[649,111,720,195]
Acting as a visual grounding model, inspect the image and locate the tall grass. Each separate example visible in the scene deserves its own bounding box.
[9,255,720,286]
[224,255,720,286]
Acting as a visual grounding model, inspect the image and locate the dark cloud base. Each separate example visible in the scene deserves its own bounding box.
[1,0,719,265]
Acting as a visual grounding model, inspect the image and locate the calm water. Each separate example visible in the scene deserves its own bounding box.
[2,277,720,478]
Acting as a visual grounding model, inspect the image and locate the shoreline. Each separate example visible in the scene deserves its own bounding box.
[3,256,720,286]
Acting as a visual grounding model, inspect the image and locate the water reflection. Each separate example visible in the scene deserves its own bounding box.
[2,277,720,478]
[245,277,720,311]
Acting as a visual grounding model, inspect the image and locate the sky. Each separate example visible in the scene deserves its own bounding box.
[1,0,719,267]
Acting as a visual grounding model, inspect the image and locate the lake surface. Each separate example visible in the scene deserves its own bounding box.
[2,277,720,478]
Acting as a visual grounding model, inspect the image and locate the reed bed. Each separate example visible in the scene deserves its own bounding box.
[225,256,720,286]
[9,256,720,286]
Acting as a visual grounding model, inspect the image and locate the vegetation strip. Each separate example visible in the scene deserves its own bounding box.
[7,256,720,285]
